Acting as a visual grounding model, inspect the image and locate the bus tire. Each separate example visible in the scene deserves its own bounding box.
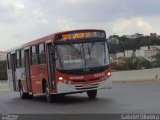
[19,82,28,99]
[87,90,97,99]
[28,94,33,99]
[45,85,54,103]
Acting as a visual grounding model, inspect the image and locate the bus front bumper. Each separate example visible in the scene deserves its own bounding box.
[56,77,112,94]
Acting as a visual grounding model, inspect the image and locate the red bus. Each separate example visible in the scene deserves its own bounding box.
[7,29,112,102]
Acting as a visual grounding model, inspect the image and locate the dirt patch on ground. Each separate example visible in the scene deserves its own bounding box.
[0,86,9,91]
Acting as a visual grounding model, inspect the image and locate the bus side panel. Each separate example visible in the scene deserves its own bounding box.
[30,65,48,94]
[22,80,28,92]
[30,65,40,93]
[37,64,48,93]
[97,77,112,89]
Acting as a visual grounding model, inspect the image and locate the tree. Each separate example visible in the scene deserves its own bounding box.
[124,53,152,70]
[126,53,141,70]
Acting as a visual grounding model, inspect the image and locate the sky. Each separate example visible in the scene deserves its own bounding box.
[0,0,160,51]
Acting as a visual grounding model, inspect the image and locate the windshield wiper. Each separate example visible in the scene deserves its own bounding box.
[87,42,95,60]
[87,46,91,60]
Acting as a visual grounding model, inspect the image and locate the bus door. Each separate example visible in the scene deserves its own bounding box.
[10,52,16,91]
[24,49,32,92]
[47,43,56,91]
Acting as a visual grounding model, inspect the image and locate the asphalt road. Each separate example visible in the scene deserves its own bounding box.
[0,82,160,114]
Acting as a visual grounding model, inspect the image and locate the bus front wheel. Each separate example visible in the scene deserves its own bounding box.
[87,90,97,99]
[45,85,54,103]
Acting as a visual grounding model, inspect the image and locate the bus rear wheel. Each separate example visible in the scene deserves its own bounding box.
[19,82,28,99]
[87,90,97,99]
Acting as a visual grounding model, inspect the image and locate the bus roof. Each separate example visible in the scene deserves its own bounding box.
[7,29,105,53]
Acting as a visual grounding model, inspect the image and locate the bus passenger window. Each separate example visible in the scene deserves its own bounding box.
[21,50,24,67]
[31,46,38,65]
[7,53,11,69]
[38,43,46,64]
[16,50,21,68]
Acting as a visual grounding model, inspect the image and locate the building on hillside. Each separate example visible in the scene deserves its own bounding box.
[109,54,116,63]
[150,45,160,50]
[145,50,157,57]
[150,33,160,38]
[140,46,149,50]
[150,33,157,37]
[123,33,144,39]
[0,51,7,61]
[157,36,160,39]
[135,49,145,57]
[108,35,120,44]
[115,57,127,65]
[110,44,160,64]
[124,50,133,58]
[116,52,124,58]
[144,50,158,62]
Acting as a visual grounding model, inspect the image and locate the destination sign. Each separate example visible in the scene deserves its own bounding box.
[56,31,105,41]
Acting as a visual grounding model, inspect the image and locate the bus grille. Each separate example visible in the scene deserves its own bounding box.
[71,77,101,83]
[75,86,98,90]
[75,83,99,90]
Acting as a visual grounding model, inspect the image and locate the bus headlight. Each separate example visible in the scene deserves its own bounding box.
[59,77,63,81]
[107,72,111,77]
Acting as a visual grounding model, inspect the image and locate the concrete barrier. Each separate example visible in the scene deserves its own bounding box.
[112,68,160,82]
[0,80,8,86]
[0,80,9,91]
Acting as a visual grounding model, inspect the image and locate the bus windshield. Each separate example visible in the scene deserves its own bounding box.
[56,41,109,70]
